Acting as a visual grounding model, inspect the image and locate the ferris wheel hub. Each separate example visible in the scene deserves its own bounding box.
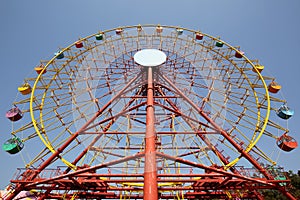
[134,49,166,67]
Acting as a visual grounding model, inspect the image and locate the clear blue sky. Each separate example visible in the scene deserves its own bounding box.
[0,0,299,189]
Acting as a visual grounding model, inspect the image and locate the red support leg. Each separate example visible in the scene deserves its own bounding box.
[144,66,158,200]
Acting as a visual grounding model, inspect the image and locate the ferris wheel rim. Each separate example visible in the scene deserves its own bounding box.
[27,24,272,170]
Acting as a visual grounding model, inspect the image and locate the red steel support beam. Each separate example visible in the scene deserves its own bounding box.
[160,73,273,178]
[144,66,158,200]
[156,152,275,186]
[6,74,141,200]
[23,153,145,187]
[155,87,232,168]
[160,73,297,200]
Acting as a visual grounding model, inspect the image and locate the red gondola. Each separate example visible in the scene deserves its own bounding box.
[75,41,83,48]
[277,134,298,152]
[195,33,203,40]
[235,50,244,58]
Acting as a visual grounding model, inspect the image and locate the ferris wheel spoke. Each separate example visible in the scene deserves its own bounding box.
[82,91,145,133]
[72,72,141,133]
[216,111,260,145]
[25,147,53,167]
[30,73,142,172]
[64,79,148,167]
[160,72,267,170]
[153,84,231,167]
[250,145,277,165]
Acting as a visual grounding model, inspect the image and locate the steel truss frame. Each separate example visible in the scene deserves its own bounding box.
[6,67,295,200]
[4,25,297,200]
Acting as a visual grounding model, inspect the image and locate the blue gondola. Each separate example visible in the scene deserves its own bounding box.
[276,104,294,120]
[55,51,64,59]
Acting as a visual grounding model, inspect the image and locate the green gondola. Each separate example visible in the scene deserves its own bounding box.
[2,137,24,154]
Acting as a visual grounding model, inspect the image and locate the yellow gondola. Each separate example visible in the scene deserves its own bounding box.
[18,83,31,95]
[252,65,264,73]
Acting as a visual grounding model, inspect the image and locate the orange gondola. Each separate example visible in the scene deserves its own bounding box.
[34,65,47,74]
[268,81,281,93]
[277,134,298,152]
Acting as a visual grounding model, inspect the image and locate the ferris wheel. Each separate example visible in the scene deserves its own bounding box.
[3,24,297,200]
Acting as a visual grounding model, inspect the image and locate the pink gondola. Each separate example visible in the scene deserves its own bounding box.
[6,107,23,121]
